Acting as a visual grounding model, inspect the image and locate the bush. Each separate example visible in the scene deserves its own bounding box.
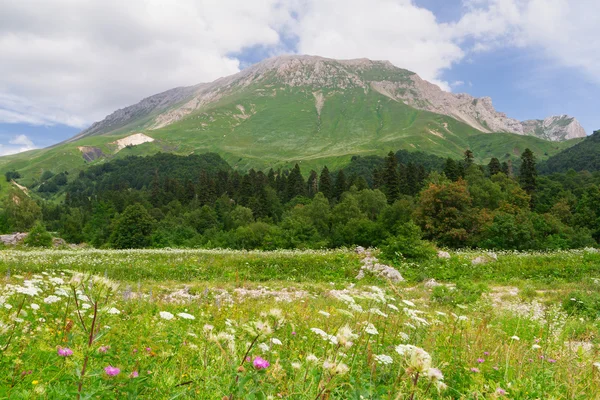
[24,221,53,248]
[431,280,488,306]
[380,222,436,262]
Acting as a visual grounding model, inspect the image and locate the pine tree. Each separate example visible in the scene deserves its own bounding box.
[382,151,400,203]
[464,149,474,167]
[333,170,347,200]
[267,168,276,188]
[443,158,460,181]
[318,166,333,200]
[519,148,537,194]
[307,170,318,197]
[488,157,501,176]
[286,164,306,201]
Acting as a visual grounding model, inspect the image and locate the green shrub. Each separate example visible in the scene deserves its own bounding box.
[380,222,436,262]
[23,221,53,248]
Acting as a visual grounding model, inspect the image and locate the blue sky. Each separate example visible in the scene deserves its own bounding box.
[0,0,598,155]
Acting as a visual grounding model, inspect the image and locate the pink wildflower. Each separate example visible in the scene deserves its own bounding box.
[253,357,270,370]
[477,358,485,363]
[483,351,489,356]
[57,347,73,357]
[496,388,507,396]
[548,359,557,363]
[98,345,110,354]
[104,366,120,376]
[130,370,139,378]
[470,367,480,373]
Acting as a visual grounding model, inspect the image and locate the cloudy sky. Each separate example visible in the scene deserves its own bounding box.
[1,0,598,155]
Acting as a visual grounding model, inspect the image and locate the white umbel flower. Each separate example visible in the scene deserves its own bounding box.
[159,311,175,320]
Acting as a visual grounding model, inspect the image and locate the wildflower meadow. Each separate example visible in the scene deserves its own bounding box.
[1,248,600,399]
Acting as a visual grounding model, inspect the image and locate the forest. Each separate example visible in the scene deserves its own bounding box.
[3,139,600,254]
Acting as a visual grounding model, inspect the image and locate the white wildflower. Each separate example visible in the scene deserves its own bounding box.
[532,344,541,350]
[374,354,393,365]
[43,295,61,304]
[30,303,40,311]
[177,312,195,320]
[387,304,399,311]
[159,311,175,320]
[318,310,331,318]
[291,362,301,369]
[258,343,270,352]
[365,323,379,335]
[16,286,41,297]
[426,367,444,381]
[306,354,319,363]
[107,307,121,315]
[402,299,415,307]
[510,335,520,341]
[336,325,358,348]
[270,338,282,345]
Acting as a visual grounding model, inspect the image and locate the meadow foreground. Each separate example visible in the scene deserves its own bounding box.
[0,248,599,399]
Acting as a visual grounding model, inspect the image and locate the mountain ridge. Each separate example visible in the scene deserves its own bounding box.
[73,54,586,142]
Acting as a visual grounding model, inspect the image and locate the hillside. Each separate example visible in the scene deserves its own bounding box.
[0,55,585,184]
[539,130,600,173]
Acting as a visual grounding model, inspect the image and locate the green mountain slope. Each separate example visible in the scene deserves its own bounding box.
[539,130,600,173]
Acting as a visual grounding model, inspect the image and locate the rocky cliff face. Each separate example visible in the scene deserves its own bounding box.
[521,116,587,141]
[73,55,586,142]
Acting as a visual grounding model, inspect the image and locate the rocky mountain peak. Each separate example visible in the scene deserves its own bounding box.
[72,55,587,143]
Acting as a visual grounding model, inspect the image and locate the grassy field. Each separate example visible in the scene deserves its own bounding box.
[1,248,599,399]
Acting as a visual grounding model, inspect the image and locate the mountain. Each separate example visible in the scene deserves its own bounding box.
[0,55,585,184]
[539,130,600,174]
[521,116,587,142]
[75,55,586,142]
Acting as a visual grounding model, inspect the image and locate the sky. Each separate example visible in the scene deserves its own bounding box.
[0,0,599,156]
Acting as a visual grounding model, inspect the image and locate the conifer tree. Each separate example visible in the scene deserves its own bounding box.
[333,170,347,200]
[520,148,537,194]
[307,170,318,198]
[383,151,400,203]
[443,158,460,181]
[488,157,501,176]
[464,149,474,167]
[318,166,333,200]
[286,164,306,200]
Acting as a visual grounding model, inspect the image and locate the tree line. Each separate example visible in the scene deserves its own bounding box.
[2,148,600,252]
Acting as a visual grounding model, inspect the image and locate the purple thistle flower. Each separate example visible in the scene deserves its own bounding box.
[496,388,507,396]
[104,366,120,376]
[57,347,73,357]
[477,358,485,363]
[470,367,480,373]
[253,357,270,370]
[548,358,557,363]
[291,331,297,336]
[98,345,110,354]
[130,370,139,378]
[483,351,489,356]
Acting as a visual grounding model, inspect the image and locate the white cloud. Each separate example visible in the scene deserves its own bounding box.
[0,0,598,133]
[0,0,292,127]
[288,0,464,90]
[453,0,600,84]
[0,134,38,156]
